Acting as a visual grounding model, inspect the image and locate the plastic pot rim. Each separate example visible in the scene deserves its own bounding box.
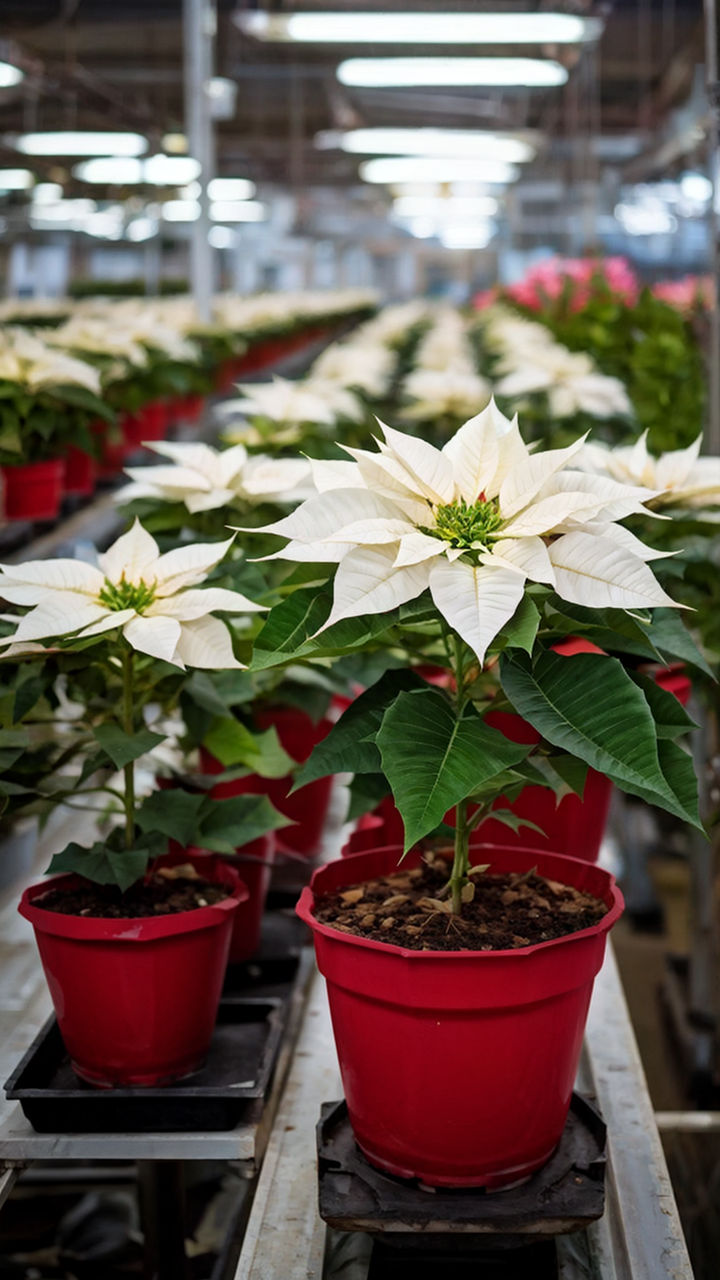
[19,860,248,943]
[297,842,624,962]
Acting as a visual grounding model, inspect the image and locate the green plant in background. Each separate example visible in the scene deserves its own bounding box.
[515,289,706,453]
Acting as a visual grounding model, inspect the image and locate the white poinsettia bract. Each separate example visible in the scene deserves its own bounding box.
[118,440,311,513]
[255,401,677,665]
[577,431,720,512]
[0,520,264,669]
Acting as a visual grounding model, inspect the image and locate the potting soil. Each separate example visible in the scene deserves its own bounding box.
[313,853,607,952]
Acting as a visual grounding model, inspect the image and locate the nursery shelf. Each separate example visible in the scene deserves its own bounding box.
[232,945,695,1280]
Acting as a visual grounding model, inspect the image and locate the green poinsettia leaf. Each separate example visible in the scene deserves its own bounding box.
[93,725,166,770]
[292,669,428,791]
[346,772,390,821]
[48,835,163,892]
[645,608,714,679]
[494,595,541,655]
[202,719,293,778]
[500,650,701,829]
[477,808,546,837]
[376,688,532,853]
[197,793,292,854]
[629,673,697,738]
[542,754,590,798]
[135,789,208,846]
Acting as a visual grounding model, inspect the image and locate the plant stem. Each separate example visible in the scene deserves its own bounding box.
[121,647,135,851]
[449,632,470,915]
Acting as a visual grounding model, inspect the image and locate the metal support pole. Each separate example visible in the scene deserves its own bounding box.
[137,1160,191,1280]
[183,0,217,322]
[704,0,720,455]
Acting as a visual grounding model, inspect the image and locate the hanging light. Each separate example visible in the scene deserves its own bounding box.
[16,131,148,156]
[0,61,24,88]
[236,11,601,45]
[0,169,34,191]
[208,177,256,200]
[210,200,267,222]
[338,58,568,89]
[360,157,518,186]
[319,128,536,163]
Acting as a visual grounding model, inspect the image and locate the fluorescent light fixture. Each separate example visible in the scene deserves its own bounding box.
[84,207,124,239]
[614,201,677,237]
[393,195,499,219]
[0,61,24,88]
[407,218,437,240]
[32,182,64,204]
[162,199,201,222]
[16,131,147,156]
[209,225,237,249]
[680,172,712,204]
[339,57,568,89]
[74,155,202,186]
[210,199,266,222]
[74,157,144,184]
[439,223,494,249]
[208,177,256,200]
[360,157,517,186]
[0,168,34,191]
[29,198,97,229]
[321,128,535,163]
[238,11,601,45]
[144,154,201,185]
[126,216,158,242]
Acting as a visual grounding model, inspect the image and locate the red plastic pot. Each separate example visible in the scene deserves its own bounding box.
[226,836,275,962]
[18,853,247,1088]
[177,393,205,423]
[1,459,65,522]
[298,843,623,1188]
[653,664,692,707]
[122,401,168,450]
[63,446,97,497]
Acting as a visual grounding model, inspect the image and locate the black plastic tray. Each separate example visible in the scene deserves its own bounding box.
[317,1093,606,1243]
[5,996,285,1134]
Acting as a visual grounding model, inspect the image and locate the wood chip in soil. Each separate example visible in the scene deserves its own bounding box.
[36,875,230,920]
[313,854,608,951]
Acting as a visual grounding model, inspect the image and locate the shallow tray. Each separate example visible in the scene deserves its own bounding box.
[317,1093,606,1242]
[5,996,285,1134]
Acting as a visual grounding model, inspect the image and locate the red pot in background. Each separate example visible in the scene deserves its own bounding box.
[298,843,623,1187]
[653,663,692,707]
[93,420,127,478]
[18,853,246,1088]
[122,401,168,450]
[200,707,335,858]
[63,446,97,497]
[225,836,275,963]
[216,358,243,389]
[177,393,205,423]
[1,459,65,522]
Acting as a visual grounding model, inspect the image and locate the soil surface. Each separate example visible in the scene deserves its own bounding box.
[37,870,230,919]
[313,853,608,951]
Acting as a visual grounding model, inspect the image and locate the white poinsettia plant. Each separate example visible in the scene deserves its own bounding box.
[247,401,704,913]
[117,439,312,525]
[0,521,285,891]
